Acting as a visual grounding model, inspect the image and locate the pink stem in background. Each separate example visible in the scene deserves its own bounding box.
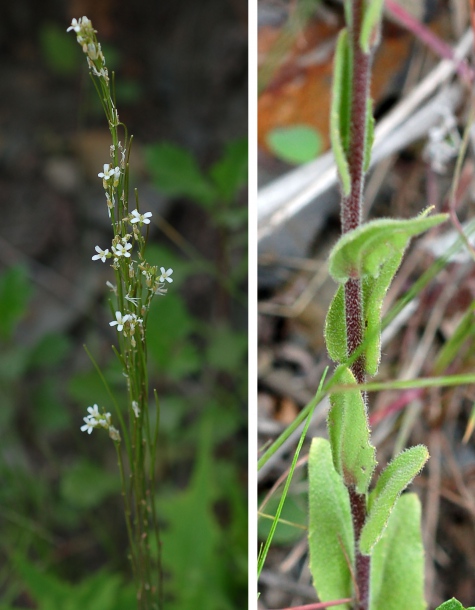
[385,0,475,82]
[369,387,425,426]
[273,599,354,610]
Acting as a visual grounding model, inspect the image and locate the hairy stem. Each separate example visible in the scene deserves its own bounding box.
[342,0,373,608]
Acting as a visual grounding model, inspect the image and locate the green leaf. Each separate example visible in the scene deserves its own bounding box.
[308,438,353,610]
[363,98,375,173]
[370,493,426,610]
[330,29,352,196]
[329,210,448,283]
[205,325,247,374]
[60,460,120,509]
[266,125,322,165]
[209,138,248,202]
[0,264,33,340]
[360,445,429,554]
[14,556,70,610]
[362,251,404,376]
[328,367,376,493]
[325,285,347,364]
[161,418,232,610]
[435,601,465,610]
[360,0,385,53]
[40,23,81,76]
[27,333,72,370]
[145,142,217,206]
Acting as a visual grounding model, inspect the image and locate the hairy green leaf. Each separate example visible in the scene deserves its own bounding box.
[360,0,385,53]
[328,367,376,494]
[362,251,403,376]
[360,445,429,554]
[435,601,465,610]
[330,29,352,196]
[328,211,448,283]
[363,98,375,173]
[325,285,347,363]
[370,493,426,610]
[308,438,353,610]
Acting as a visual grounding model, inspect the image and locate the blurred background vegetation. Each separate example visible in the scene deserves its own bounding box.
[0,1,248,608]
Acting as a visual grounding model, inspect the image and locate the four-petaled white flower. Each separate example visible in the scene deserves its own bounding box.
[80,417,96,434]
[92,245,109,262]
[98,164,120,181]
[67,18,81,32]
[109,311,130,332]
[130,209,153,225]
[86,404,101,419]
[112,242,133,258]
[159,267,174,283]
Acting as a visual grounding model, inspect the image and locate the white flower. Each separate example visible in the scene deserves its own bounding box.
[86,404,101,419]
[109,311,130,332]
[80,416,96,434]
[125,292,140,307]
[92,245,109,262]
[130,209,152,225]
[111,242,133,258]
[67,18,81,32]
[159,267,173,283]
[98,164,119,181]
[132,401,140,418]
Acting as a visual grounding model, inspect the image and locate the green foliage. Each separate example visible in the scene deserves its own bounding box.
[328,366,376,493]
[60,459,121,509]
[360,446,429,554]
[0,264,32,340]
[308,438,353,610]
[39,23,81,76]
[161,418,237,610]
[369,493,426,610]
[330,29,352,196]
[266,124,323,164]
[325,211,448,374]
[258,491,307,545]
[325,285,347,363]
[363,98,375,173]
[328,211,448,283]
[14,557,135,610]
[145,138,248,215]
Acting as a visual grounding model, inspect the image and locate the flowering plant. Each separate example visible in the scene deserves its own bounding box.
[68,16,172,609]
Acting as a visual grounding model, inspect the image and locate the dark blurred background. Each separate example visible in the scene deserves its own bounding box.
[0,1,248,608]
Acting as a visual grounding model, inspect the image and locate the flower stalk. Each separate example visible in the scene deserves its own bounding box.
[69,16,173,609]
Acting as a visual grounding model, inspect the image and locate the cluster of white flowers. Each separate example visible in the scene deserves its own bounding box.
[67,17,108,80]
[70,17,175,440]
[80,404,120,441]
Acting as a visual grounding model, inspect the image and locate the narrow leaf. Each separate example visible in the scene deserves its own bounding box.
[328,367,376,494]
[360,445,429,554]
[362,251,404,376]
[328,211,448,283]
[363,98,375,173]
[360,0,385,53]
[330,29,352,196]
[308,438,353,610]
[325,285,347,364]
[370,493,426,610]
